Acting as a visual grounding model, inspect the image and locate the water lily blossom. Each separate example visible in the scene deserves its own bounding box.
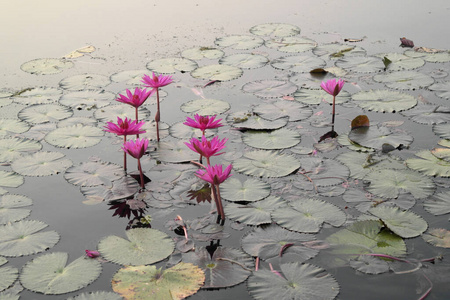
[85,250,100,258]
[117,87,153,108]
[185,136,228,164]
[104,117,146,136]
[183,114,224,135]
[320,78,345,97]
[122,138,150,189]
[196,164,232,185]
[141,72,173,89]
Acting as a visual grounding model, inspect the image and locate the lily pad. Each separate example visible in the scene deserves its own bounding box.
[0,171,24,189]
[18,104,73,124]
[59,74,111,91]
[215,35,264,50]
[0,265,18,292]
[0,119,30,138]
[227,112,288,130]
[400,105,450,125]
[428,81,450,99]
[337,134,374,152]
[233,150,300,177]
[265,36,317,53]
[45,124,104,149]
[80,176,139,204]
[349,255,389,274]
[242,128,301,150]
[59,90,115,110]
[242,80,297,98]
[271,55,326,73]
[404,49,450,63]
[249,23,301,37]
[0,137,42,163]
[191,64,243,81]
[93,104,150,123]
[181,47,224,60]
[11,151,72,177]
[149,140,199,163]
[335,56,385,73]
[140,120,170,141]
[146,57,198,74]
[66,291,123,300]
[20,252,101,294]
[220,177,271,202]
[253,101,313,121]
[112,262,204,300]
[64,161,124,187]
[182,246,253,288]
[20,58,74,75]
[422,228,450,248]
[0,220,59,257]
[405,150,450,177]
[296,157,350,187]
[11,87,62,105]
[0,194,33,225]
[272,198,346,233]
[313,44,366,58]
[424,191,450,217]
[293,88,350,105]
[348,126,413,150]
[351,89,417,112]
[374,53,425,71]
[57,117,98,128]
[433,123,450,139]
[110,69,149,85]
[373,71,434,90]
[169,121,216,139]
[180,98,230,115]
[247,262,339,300]
[219,53,268,69]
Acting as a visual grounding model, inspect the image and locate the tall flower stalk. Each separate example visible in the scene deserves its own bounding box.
[122,138,149,189]
[116,87,154,130]
[320,78,345,127]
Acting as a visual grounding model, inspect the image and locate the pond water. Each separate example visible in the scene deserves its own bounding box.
[1,1,450,299]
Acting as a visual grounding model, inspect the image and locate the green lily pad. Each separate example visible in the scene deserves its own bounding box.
[219,53,268,69]
[335,56,385,73]
[220,177,271,202]
[265,36,317,53]
[313,44,366,58]
[351,89,417,112]
[182,246,253,288]
[373,71,434,90]
[405,150,450,177]
[271,55,326,73]
[404,49,450,62]
[337,134,374,152]
[110,69,149,85]
[374,53,425,71]
[98,228,174,266]
[45,124,104,149]
[400,105,450,124]
[11,87,62,105]
[112,262,204,300]
[180,98,230,115]
[428,81,450,99]
[249,23,300,37]
[20,58,74,75]
[80,176,139,204]
[11,151,72,177]
[59,90,115,110]
[349,255,389,274]
[146,57,198,74]
[215,35,264,50]
[0,119,30,138]
[433,123,450,139]
[0,194,33,225]
[422,228,450,248]
[150,140,199,163]
[20,252,101,294]
[296,157,350,187]
[64,161,124,187]
[247,262,339,300]
[224,195,286,226]
[181,47,224,60]
[242,128,301,150]
[242,80,297,98]
[66,291,123,300]
[368,206,427,238]
[0,281,22,300]
[424,191,450,217]
[431,148,450,162]
[233,150,300,177]
[365,168,435,199]
[272,198,346,233]
[0,171,23,189]
[18,104,73,124]
[293,88,350,105]
[191,64,243,81]
[57,117,98,128]
[348,126,413,150]
[93,104,150,123]
[0,220,59,257]
[140,120,170,141]
[169,121,216,139]
[0,265,18,292]
[59,74,111,91]
[253,101,313,121]
[227,112,288,130]
[0,137,42,163]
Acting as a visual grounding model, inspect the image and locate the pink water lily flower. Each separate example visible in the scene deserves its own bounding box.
[85,250,100,258]
[195,164,232,185]
[183,114,223,134]
[104,117,146,136]
[116,87,154,108]
[141,72,174,89]
[122,138,149,159]
[185,136,228,159]
[320,79,345,97]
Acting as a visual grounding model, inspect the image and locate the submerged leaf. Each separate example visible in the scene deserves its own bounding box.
[66,291,123,300]
[422,228,450,248]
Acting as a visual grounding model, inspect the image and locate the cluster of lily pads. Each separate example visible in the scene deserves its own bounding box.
[0,22,450,299]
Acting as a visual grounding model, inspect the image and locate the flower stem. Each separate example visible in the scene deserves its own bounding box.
[137,158,144,189]
[156,88,160,142]
[214,184,226,222]
[135,107,140,138]
[123,135,127,172]
[211,184,225,223]
[331,95,336,126]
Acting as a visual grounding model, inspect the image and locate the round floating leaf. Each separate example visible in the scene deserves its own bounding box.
[406,150,450,177]
[365,168,435,199]
[247,262,339,300]
[59,74,111,91]
[250,23,300,37]
[112,262,204,300]
[98,228,174,265]
[0,220,59,257]
[220,177,271,202]
[351,89,417,112]
[146,57,198,74]
[243,128,301,150]
[373,71,434,90]
[0,119,30,138]
[66,291,123,300]
[253,101,313,122]
[431,148,450,162]
[20,58,74,75]
[181,47,224,60]
[272,198,346,233]
[429,81,450,99]
[271,55,326,73]
[433,123,450,139]
[424,191,450,217]
[81,176,139,204]
[400,105,450,125]
[224,195,286,226]
[422,228,450,248]
[215,35,264,50]
[313,44,366,58]
[233,150,300,177]
[336,134,374,152]
[110,69,149,85]
[0,171,23,189]
[59,90,115,110]
[293,88,350,105]
[11,151,72,177]
[45,124,104,149]
[18,104,73,124]
[0,137,42,163]
[168,121,216,139]
[265,36,317,53]
[348,126,413,150]
[0,194,33,225]
[11,87,62,105]
[191,64,243,81]
[64,161,124,187]
[227,112,288,130]
[139,120,170,141]
[150,140,199,163]
[0,266,18,292]
[58,117,97,128]
[20,252,101,294]
[241,224,317,262]
[296,157,350,187]
[182,246,253,288]
[374,53,425,71]
[368,206,427,238]
[335,56,384,73]
[219,53,268,69]
[349,255,389,274]
[242,80,297,98]
[93,104,150,123]
[180,98,230,115]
